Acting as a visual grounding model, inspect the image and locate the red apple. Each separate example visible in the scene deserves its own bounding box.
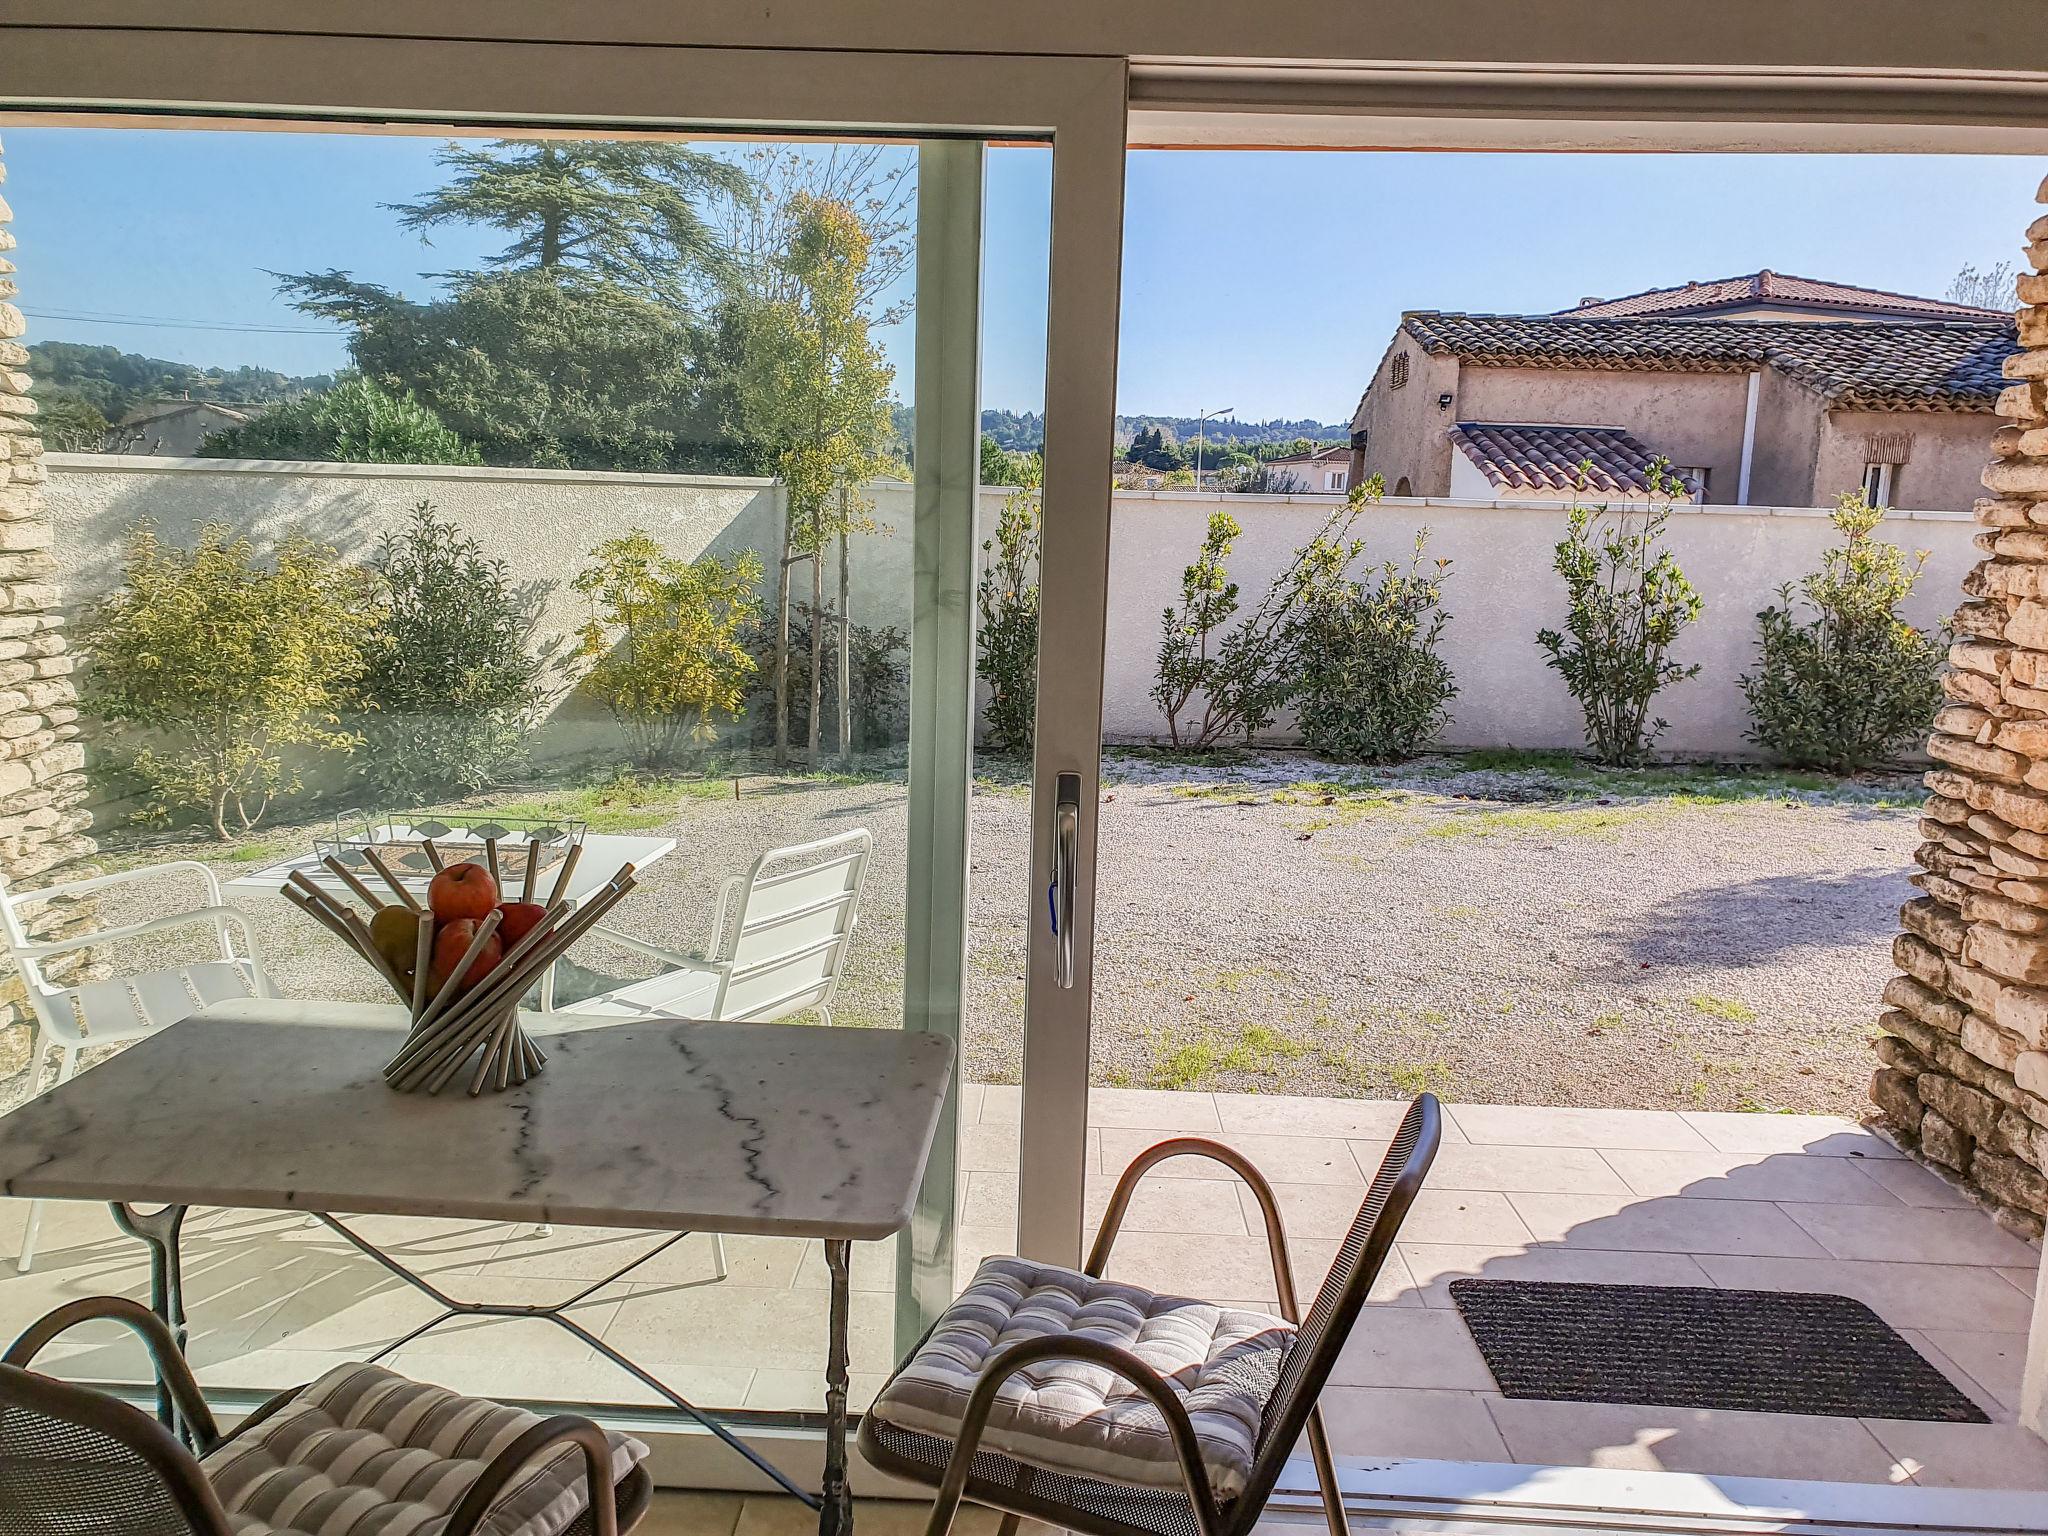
[430,917,504,994]
[428,861,498,923]
[497,901,548,948]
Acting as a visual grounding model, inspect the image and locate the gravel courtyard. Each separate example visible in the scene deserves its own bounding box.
[0,752,1923,1118]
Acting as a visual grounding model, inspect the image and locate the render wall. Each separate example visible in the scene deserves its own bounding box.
[1348,339,1461,497]
[1816,408,1996,517]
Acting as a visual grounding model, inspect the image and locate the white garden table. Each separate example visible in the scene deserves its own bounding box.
[0,1000,953,1536]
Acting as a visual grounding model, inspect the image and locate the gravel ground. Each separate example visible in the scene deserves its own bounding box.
[0,752,1922,1117]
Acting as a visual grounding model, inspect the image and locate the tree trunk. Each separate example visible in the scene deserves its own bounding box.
[837,509,853,765]
[808,506,824,762]
[773,498,792,767]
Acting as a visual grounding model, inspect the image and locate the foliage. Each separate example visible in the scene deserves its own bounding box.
[196,372,479,465]
[711,143,915,317]
[1223,462,1309,495]
[976,485,1041,755]
[980,432,1043,488]
[33,395,109,453]
[1948,261,2016,311]
[352,501,547,801]
[26,340,331,422]
[573,529,763,771]
[1151,481,1377,749]
[1536,461,1704,766]
[79,522,378,839]
[1740,491,1945,772]
[387,140,751,305]
[1291,529,1457,761]
[740,609,908,754]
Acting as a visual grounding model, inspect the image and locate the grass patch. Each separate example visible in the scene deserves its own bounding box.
[1688,994,1759,1022]
[1423,804,1657,839]
[457,771,733,834]
[1448,750,1918,808]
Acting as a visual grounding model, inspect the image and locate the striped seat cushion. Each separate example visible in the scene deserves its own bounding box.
[200,1363,647,1536]
[869,1256,1293,1500]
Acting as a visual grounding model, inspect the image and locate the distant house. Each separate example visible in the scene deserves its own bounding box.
[106,399,255,456]
[1348,271,2015,513]
[1258,442,1351,493]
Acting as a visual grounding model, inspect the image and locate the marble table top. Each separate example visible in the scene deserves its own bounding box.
[0,1001,953,1241]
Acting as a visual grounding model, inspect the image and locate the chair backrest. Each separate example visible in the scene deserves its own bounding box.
[0,1364,229,1536]
[716,829,873,1022]
[1234,1093,1441,1529]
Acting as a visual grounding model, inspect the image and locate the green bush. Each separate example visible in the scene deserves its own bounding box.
[1741,491,1945,772]
[975,485,1040,755]
[80,521,379,838]
[197,373,480,466]
[353,501,546,802]
[741,608,907,755]
[1292,530,1456,762]
[1536,463,1703,766]
[573,530,762,770]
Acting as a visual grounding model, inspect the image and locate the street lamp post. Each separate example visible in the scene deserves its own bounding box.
[1195,405,1233,489]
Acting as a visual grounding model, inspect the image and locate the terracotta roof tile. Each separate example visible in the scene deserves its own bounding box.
[1559,270,2006,321]
[1402,313,2016,411]
[1449,423,1696,498]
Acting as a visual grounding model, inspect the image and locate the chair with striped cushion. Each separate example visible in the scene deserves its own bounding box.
[0,1296,651,1536]
[859,1094,1441,1536]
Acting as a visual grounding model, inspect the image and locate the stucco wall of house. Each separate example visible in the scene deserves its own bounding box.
[1451,366,1752,505]
[1349,338,1461,497]
[1745,367,1823,507]
[1100,491,1974,756]
[1812,408,1993,515]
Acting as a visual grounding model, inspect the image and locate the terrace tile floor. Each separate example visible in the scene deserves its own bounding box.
[1,1088,2043,1494]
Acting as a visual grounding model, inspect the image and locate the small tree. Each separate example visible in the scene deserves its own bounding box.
[976,481,1041,756]
[80,522,378,838]
[1292,530,1457,762]
[197,373,480,465]
[573,530,762,770]
[1741,491,1945,772]
[32,395,108,453]
[354,501,546,801]
[1152,481,1378,749]
[1536,461,1703,766]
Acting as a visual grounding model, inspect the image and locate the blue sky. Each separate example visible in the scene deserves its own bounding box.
[2,128,2035,426]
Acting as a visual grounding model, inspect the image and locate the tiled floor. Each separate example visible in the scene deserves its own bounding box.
[2,1088,2044,1494]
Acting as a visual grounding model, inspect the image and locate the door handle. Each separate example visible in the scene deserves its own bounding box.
[1048,772,1081,989]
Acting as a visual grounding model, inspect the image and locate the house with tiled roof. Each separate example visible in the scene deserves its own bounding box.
[1346,273,2016,513]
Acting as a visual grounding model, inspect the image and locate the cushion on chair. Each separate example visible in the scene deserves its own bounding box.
[868,1256,1294,1501]
[200,1363,647,1536]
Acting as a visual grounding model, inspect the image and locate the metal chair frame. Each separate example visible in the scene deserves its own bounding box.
[1,1296,649,1536]
[859,1094,1442,1536]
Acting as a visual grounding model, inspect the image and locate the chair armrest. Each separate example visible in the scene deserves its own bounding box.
[920,1334,1225,1536]
[11,860,224,907]
[15,904,260,960]
[442,1413,621,1536]
[585,921,720,971]
[3,1295,223,1453]
[1088,1137,1305,1322]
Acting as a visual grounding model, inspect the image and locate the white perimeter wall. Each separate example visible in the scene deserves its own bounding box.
[45,456,1978,760]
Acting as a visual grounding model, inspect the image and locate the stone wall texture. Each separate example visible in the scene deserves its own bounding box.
[1874,171,2048,1237]
[0,136,98,1085]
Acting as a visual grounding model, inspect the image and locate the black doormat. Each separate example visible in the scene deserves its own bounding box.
[1448,1278,1987,1423]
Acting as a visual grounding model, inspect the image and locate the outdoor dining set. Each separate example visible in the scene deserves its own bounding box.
[0,809,1443,1536]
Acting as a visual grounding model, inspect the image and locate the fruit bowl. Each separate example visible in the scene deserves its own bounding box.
[281,836,638,1096]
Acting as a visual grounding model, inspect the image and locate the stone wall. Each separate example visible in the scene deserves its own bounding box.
[1873,171,2048,1237]
[0,136,98,1087]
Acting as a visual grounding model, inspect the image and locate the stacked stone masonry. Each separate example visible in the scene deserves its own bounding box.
[1876,170,2048,1237]
[0,137,98,1086]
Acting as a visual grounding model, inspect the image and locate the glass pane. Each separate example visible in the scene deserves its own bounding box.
[0,120,1044,1422]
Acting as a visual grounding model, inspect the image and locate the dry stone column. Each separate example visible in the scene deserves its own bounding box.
[0,135,98,1090]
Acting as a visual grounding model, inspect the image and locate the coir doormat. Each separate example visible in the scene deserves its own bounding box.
[1448,1278,1987,1422]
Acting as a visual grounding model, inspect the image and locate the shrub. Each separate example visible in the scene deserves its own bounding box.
[1292,530,1457,762]
[741,608,908,755]
[1152,481,1378,749]
[80,521,379,838]
[975,485,1040,755]
[1536,463,1703,766]
[32,395,108,453]
[1741,491,1945,772]
[572,530,762,770]
[196,373,480,466]
[353,501,546,802]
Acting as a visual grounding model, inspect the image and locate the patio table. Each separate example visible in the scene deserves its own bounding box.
[0,999,953,1536]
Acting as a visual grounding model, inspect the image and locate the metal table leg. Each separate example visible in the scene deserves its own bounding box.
[820,1239,854,1536]
[109,1202,189,1433]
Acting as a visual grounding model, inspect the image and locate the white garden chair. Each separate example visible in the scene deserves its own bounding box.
[1,861,274,1272]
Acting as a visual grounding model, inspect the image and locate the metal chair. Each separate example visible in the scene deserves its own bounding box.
[0,1295,651,1536]
[859,1094,1442,1536]
[1,862,274,1271]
